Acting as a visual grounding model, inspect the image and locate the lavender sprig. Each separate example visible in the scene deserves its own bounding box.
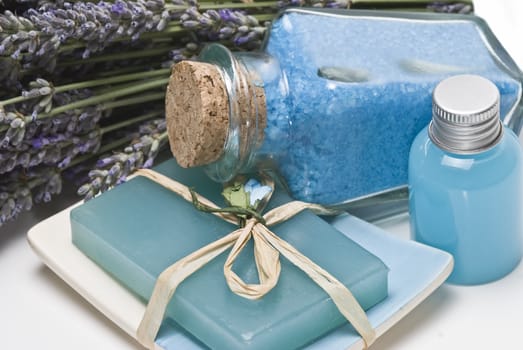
[0,111,162,227]
[277,0,350,9]
[180,7,268,48]
[0,130,100,174]
[0,76,167,148]
[0,105,163,174]
[78,118,167,199]
[0,184,33,225]
[0,165,61,224]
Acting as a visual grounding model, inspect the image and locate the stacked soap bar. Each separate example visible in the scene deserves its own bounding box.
[71,159,388,350]
[261,10,522,204]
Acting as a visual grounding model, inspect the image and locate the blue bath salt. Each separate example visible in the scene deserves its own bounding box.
[254,10,521,205]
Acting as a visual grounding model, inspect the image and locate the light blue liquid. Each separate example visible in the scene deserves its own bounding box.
[409,126,523,284]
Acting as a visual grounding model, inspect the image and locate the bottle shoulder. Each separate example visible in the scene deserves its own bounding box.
[410,126,523,181]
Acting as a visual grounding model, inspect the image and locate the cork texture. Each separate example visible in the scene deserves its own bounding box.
[166,61,230,167]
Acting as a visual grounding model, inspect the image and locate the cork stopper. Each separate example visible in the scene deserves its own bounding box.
[166,61,230,167]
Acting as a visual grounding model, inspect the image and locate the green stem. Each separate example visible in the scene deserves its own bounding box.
[189,189,266,226]
[0,69,169,107]
[58,46,174,67]
[165,1,279,11]
[54,69,170,93]
[101,92,165,111]
[32,77,169,120]
[0,95,30,107]
[93,64,165,78]
[99,110,164,135]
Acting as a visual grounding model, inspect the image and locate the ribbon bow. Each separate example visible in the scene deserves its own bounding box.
[134,168,376,349]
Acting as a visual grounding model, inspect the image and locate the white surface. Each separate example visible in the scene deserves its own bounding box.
[26,205,452,350]
[1,1,523,349]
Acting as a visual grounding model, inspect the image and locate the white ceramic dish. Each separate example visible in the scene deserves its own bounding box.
[27,204,452,349]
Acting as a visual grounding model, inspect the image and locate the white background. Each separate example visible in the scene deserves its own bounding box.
[1,1,523,349]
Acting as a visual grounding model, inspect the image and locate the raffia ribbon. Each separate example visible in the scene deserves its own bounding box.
[134,168,376,349]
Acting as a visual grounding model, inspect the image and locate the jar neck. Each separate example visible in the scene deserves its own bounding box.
[199,44,268,182]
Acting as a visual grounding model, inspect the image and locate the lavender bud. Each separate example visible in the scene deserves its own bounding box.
[10,118,24,129]
[91,177,103,190]
[58,156,72,169]
[22,89,42,98]
[237,25,250,34]
[142,158,153,168]
[156,18,168,31]
[219,26,235,37]
[77,183,92,196]
[199,16,214,26]
[42,192,52,203]
[182,20,200,29]
[89,169,109,178]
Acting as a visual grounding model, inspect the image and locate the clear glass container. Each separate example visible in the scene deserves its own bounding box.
[166,9,523,209]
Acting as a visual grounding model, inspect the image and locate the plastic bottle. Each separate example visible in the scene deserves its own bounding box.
[409,74,523,285]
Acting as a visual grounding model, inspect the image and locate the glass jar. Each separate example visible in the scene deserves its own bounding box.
[166,8,523,206]
[409,74,523,285]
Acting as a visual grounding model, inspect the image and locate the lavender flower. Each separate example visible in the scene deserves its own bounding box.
[168,41,200,63]
[0,88,99,148]
[0,128,101,174]
[78,118,167,200]
[0,165,61,225]
[0,0,175,76]
[0,57,22,92]
[0,185,33,224]
[180,7,267,49]
[21,78,55,115]
[0,110,26,147]
[277,0,350,9]
[29,167,63,203]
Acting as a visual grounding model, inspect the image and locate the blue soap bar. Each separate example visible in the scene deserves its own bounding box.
[71,159,388,349]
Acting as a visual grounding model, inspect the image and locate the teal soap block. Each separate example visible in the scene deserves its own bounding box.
[71,159,388,349]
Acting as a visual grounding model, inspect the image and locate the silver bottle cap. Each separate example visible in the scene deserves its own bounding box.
[429,74,503,154]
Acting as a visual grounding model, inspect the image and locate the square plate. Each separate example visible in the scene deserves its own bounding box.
[27,204,452,349]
